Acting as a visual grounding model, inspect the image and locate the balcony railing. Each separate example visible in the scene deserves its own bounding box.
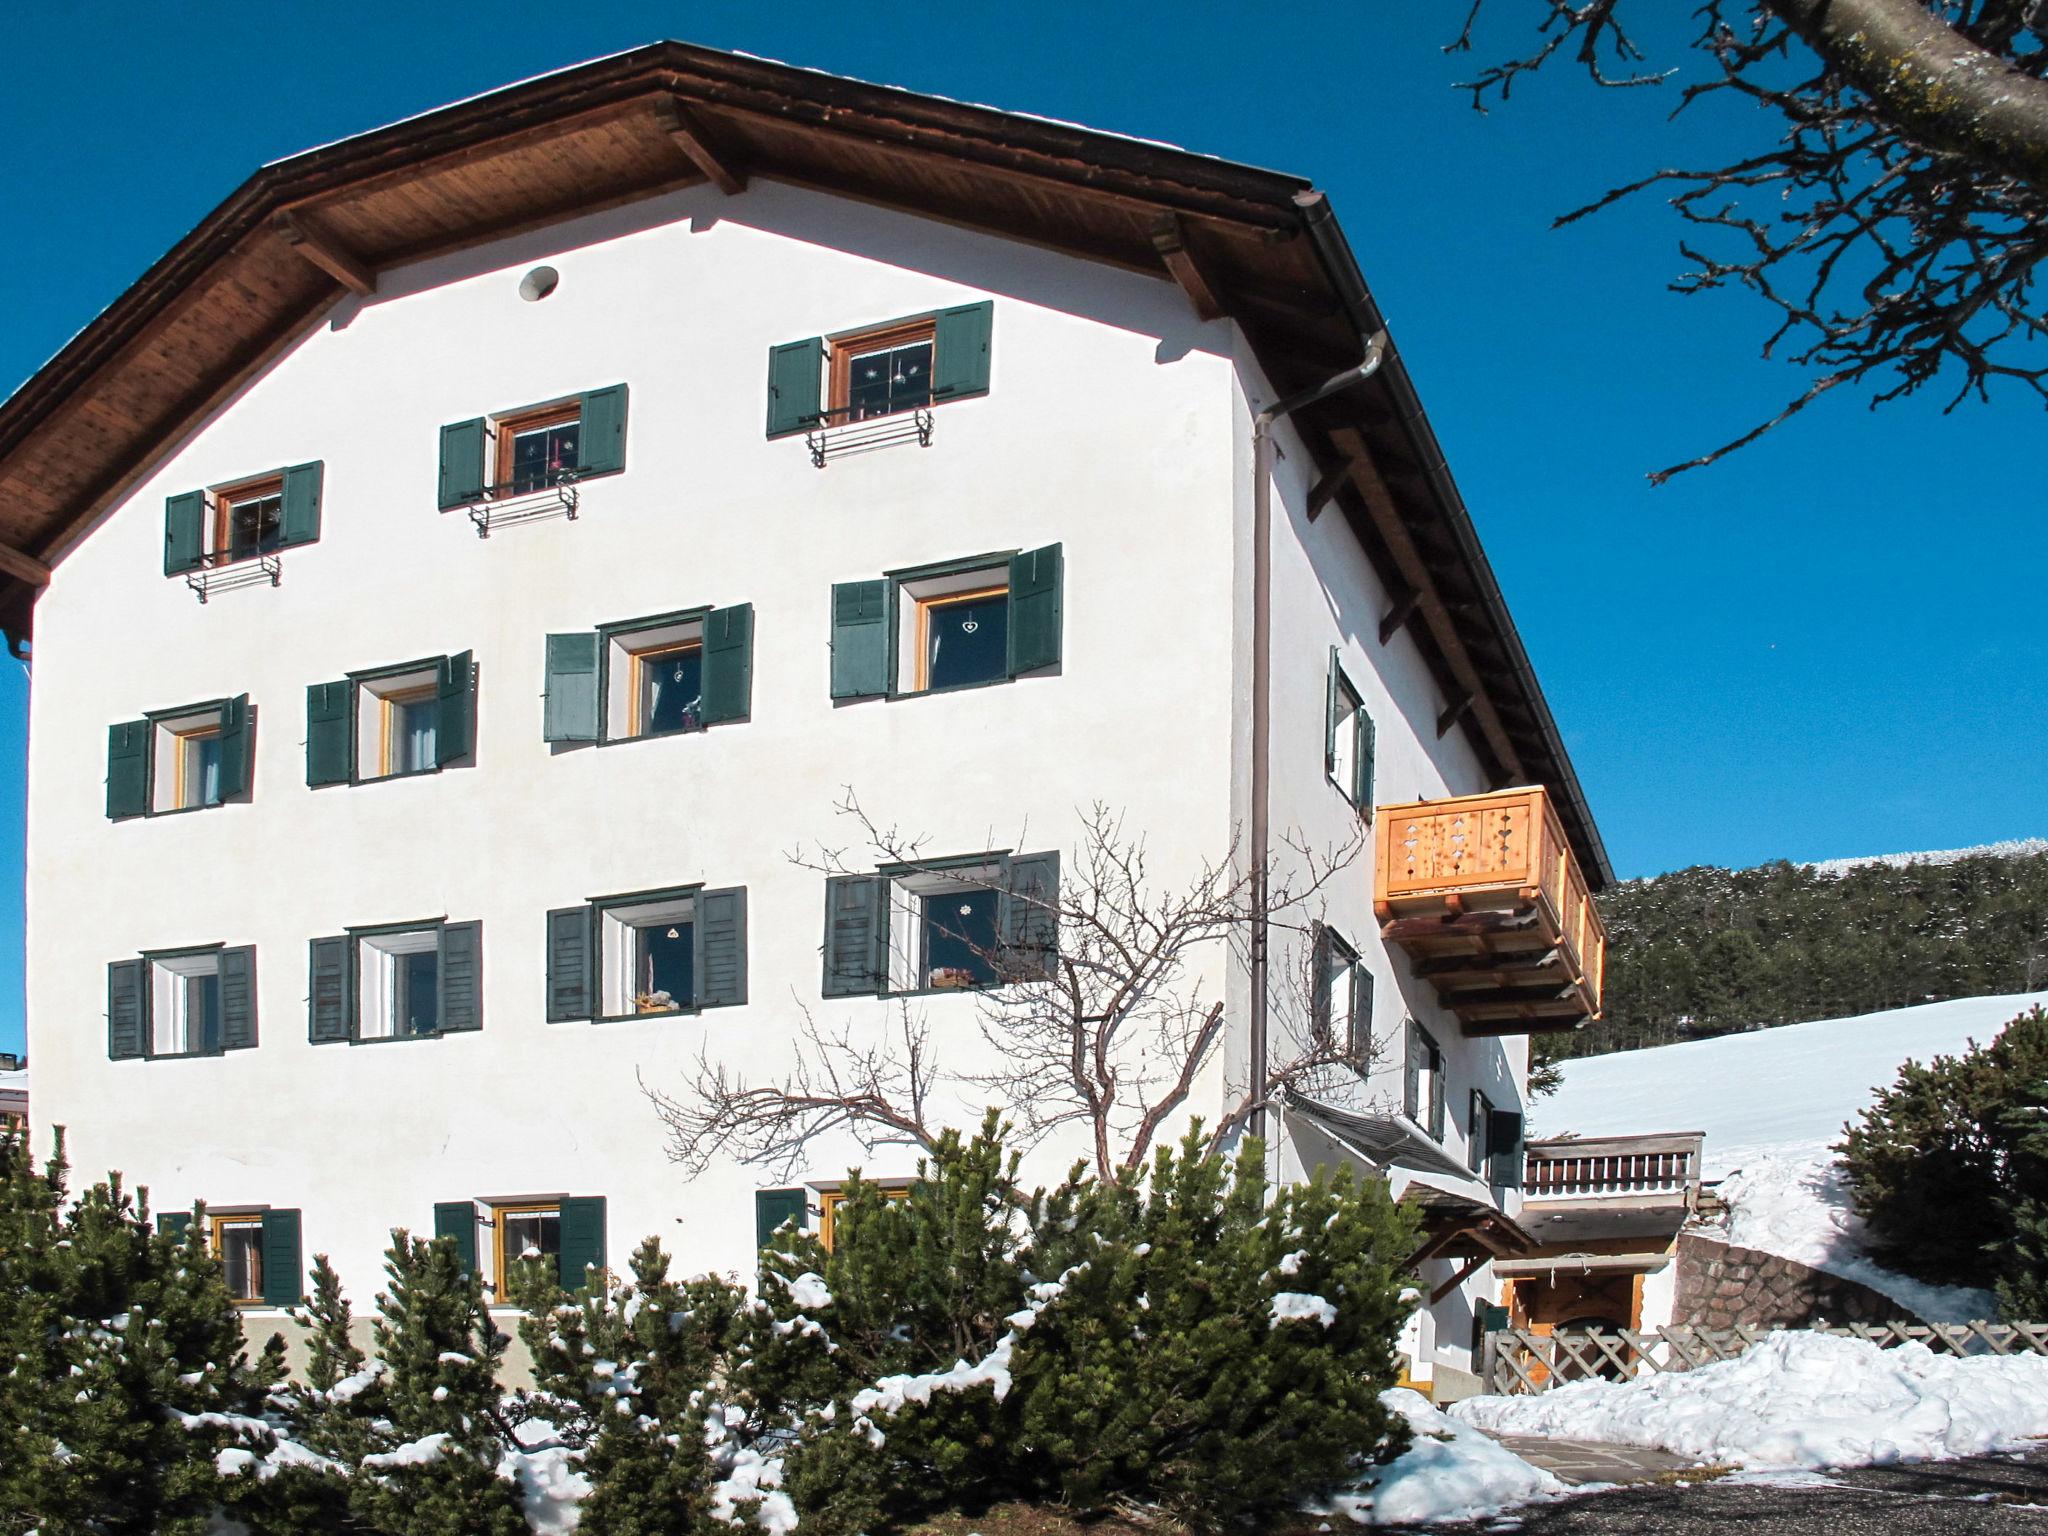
[1374,785,1608,1034]
[449,477,580,538]
[804,405,934,467]
[1522,1132,1703,1202]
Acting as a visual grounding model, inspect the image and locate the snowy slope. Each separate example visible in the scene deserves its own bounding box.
[1804,837,2046,878]
[1538,990,2048,1175]
[1538,992,2048,1322]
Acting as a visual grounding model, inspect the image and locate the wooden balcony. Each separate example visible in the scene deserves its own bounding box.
[1374,786,1607,1035]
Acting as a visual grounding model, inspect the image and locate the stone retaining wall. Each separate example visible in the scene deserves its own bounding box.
[1673,1231,1896,1330]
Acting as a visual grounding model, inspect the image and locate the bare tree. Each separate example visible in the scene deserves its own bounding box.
[1449,2,2048,480]
[643,792,1378,1183]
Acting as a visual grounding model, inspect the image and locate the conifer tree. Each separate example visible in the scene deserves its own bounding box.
[1995,1081,2048,1321]
[348,1231,527,1536]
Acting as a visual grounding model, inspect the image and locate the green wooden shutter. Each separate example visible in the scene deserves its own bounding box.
[158,1210,193,1239]
[755,1188,806,1251]
[557,1196,607,1292]
[1428,1035,1447,1141]
[1352,966,1375,1060]
[1467,1090,1488,1174]
[543,633,601,743]
[434,1201,478,1275]
[164,491,206,576]
[930,301,994,402]
[1357,709,1377,819]
[699,604,754,726]
[546,906,594,1023]
[308,936,353,1044]
[766,338,824,438]
[1402,1020,1421,1121]
[997,851,1060,981]
[829,579,891,699]
[306,681,353,787]
[106,719,150,820]
[438,418,487,508]
[279,461,324,549]
[214,695,252,801]
[1006,543,1063,677]
[578,384,629,476]
[821,875,887,997]
[694,887,748,1009]
[1311,923,1334,1038]
[108,958,148,1060]
[218,945,257,1052]
[437,920,482,1033]
[435,651,474,767]
[260,1208,303,1306]
[1488,1110,1525,1188]
[1325,648,1342,777]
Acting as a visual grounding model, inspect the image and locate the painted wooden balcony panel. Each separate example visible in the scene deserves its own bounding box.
[1373,786,1607,1034]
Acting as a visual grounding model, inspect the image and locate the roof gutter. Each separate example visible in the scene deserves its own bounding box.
[1291,191,1613,888]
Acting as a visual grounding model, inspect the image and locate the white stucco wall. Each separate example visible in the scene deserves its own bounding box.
[26,180,1244,1310]
[27,177,1542,1382]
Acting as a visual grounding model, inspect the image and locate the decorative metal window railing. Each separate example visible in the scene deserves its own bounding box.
[186,552,282,604]
[455,478,580,538]
[804,406,934,468]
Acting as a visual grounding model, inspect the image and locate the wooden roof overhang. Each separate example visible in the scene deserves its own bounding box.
[0,40,1609,886]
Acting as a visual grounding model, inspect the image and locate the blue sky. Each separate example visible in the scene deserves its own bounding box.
[0,4,2040,1054]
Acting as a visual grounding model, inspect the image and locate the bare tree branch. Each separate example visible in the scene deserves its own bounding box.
[1452,1,2048,477]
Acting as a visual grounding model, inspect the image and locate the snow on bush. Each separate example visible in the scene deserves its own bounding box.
[1326,1388,1563,1526]
[1270,1291,1338,1328]
[1453,1330,2048,1470]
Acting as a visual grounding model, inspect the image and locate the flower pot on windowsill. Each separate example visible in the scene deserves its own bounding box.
[928,967,977,991]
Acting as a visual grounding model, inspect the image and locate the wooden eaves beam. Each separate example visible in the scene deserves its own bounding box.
[0,541,52,589]
[1327,425,1525,782]
[270,211,375,297]
[1149,213,1225,322]
[653,96,746,194]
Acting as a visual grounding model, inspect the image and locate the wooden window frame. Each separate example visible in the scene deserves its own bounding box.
[828,317,937,423]
[377,685,439,779]
[817,1183,912,1251]
[626,638,704,737]
[210,1213,265,1307]
[170,722,222,811]
[492,401,582,493]
[912,584,1008,692]
[211,474,285,568]
[491,1200,562,1300]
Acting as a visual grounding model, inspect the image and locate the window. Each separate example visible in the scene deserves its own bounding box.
[216,475,285,564]
[1313,924,1372,1062]
[360,928,440,1039]
[1325,649,1376,815]
[829,545,1062,702]
[545,887,748,1023]
[1404,1021,1447,1142]
[306,921,482,1044]
[817,1181,913,1250]
[305,654,474,788]
[436,386,627,510]
[106,946,257,1061]
[107,697,250,820]
[821,852,1059,999]
[214,1214,265,1302]
[544,606,754,745]
[834,318,934,423]
[766,301,992,439]
[162,463,323,577]
[494,1202,563,1298]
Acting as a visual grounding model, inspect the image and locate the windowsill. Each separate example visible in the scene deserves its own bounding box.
[889,674,1016,702]
[351,765,443,786]
[595,724,713,749]
[143,802,224,819]
[443,465,624,511]
[880,981,1003,1001]
[136,1048,228,1063]
[326,1031,443,1047]
[591,1007,700,1025]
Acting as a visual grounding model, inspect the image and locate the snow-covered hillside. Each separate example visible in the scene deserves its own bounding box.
[1539,991,2048,1322]
[1804,837,2047,878]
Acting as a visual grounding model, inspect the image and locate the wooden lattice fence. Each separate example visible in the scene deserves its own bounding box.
[1482,1319,2048,1395]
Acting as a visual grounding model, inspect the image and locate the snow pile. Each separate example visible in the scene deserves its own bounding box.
[501,1440,590,1534]
[709,1443,797,1535]
[1270,1292,1338,1329]
[1327,1388,1563,1525]
[1453,1331,2048,1471]
[1805,839,2047,879]
[1712,1143,1995,1322]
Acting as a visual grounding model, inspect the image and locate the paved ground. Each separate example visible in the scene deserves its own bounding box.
[1419,1445,2048,1533]
[1487,1433,1696,1483]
